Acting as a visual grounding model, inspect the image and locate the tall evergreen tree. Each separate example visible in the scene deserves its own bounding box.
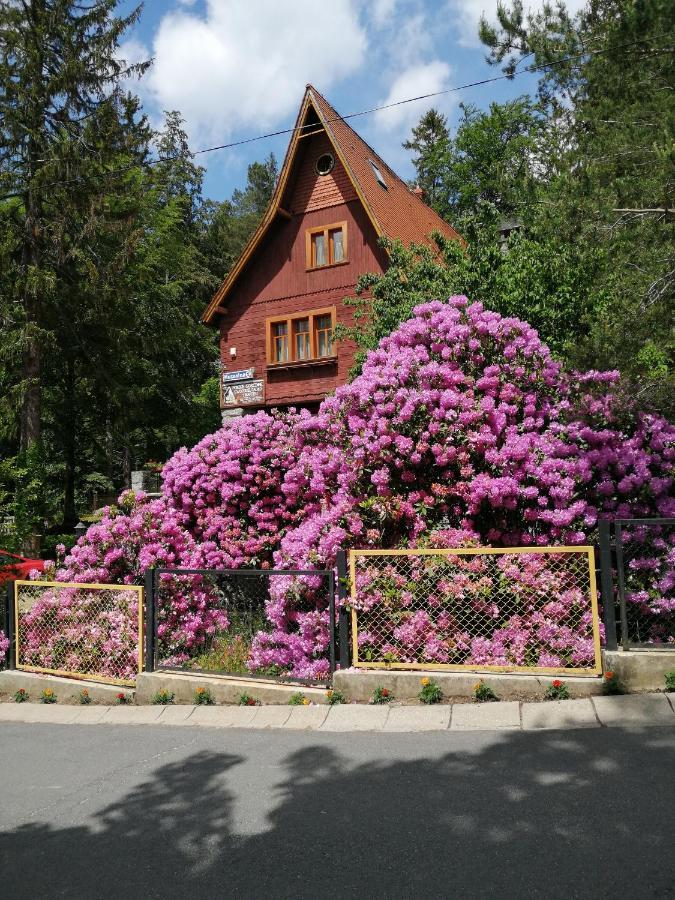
[402,109,451,214]
[0,0,147,450]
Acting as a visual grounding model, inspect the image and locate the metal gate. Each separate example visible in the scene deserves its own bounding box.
[145,567,337,684]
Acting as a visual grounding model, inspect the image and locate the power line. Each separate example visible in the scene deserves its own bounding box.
[0,37,671,199]
[193,39,661,156]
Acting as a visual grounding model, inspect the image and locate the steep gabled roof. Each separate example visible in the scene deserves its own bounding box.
[202,85,463,324]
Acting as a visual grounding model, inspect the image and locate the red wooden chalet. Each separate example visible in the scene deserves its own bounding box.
[202,85,463,417]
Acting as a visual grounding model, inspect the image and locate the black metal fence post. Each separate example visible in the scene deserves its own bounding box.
[614,522,630,651]
[144,568,155,672]
[6,580,16,669]
[336,550,350,670]
[598,520,618,651]
[327,570,336,676]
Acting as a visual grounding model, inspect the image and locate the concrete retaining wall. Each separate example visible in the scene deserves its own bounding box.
[332,669,604,702]
[0,670,133,704]
[602,649,675,691]
[135,671,329,705]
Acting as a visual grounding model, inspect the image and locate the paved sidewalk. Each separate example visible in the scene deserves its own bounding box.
[0,692,673,731]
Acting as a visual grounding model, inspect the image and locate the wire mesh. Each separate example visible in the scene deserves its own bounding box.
[616,520,675,648]
[15,580,143,685]
[349,548,601,675]
[154,568,335,684]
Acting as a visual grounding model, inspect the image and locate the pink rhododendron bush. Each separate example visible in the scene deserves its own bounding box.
[31,491,228,670]
[161,410,308,569]
[27,296,673,680]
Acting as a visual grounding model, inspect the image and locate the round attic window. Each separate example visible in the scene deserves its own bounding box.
[315,153,335,176]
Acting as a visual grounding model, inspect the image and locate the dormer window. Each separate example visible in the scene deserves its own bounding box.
[306,221,348,269]
[315,153,335,176]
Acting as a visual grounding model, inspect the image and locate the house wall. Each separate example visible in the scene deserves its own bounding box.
[219,132,388,409]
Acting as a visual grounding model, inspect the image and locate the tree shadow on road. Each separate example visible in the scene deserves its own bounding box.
[1,727,673,899]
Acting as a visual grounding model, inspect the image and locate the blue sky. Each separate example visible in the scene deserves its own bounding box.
[116,0,583,201]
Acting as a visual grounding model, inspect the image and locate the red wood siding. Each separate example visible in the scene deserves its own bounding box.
[219,196,387,408]
[286,132,357,214]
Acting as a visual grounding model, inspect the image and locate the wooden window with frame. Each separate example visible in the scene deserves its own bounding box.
[306,221,348,270]
[266,307,336,366]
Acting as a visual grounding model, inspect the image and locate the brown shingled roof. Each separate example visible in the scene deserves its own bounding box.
[202,85,463,324]
[307,85,463,249]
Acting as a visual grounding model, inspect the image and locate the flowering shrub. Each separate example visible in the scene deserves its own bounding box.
[40,296,673,681]
[19,491,229,679]
[162,410,308,569]
[617,522,674,644]
[0,629,8,666]
[256,298,674,676]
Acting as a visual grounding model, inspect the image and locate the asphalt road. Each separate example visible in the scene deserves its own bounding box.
[0,723,673,900]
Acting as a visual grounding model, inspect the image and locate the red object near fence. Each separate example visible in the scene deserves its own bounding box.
[0,549,45,584]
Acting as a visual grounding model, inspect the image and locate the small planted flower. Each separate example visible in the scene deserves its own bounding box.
[473,681,498,703]
[419,678,443,705]
[79,688,92,705]
[544,679,570,701]
[238,693,260,707]
[195,687,214,705]
[326,689,346,705]
[115,692,130,705]
[288,692,309,706]
[40,688,57,704]
[371,686,394,704]
[602,671,622,695]
[151,689,174,705]
[664,671,675,693]
[13,688,28,703]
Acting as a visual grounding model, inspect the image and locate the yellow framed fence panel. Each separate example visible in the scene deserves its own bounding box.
[349,546,602,677]
[14,580,144,687]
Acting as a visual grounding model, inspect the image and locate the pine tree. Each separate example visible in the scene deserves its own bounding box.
[0,0,148,450]
[402,109,451,214]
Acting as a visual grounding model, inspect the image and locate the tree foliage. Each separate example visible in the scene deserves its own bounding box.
[354,0,673,415]
[0,2,276,550]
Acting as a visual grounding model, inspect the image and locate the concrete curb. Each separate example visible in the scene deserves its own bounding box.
[0,693,672,732]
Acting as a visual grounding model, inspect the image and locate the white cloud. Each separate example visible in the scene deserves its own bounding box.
[129,0,367,147]
[373,60,453,134]
[370,0,397,29]
[116,37,151,73]
[446,0,589,48]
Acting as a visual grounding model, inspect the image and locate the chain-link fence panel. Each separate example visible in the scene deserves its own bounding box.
[349,548,601,675]
[616,520,675,648]
[154,568,335,684]
[15,580,143,685]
